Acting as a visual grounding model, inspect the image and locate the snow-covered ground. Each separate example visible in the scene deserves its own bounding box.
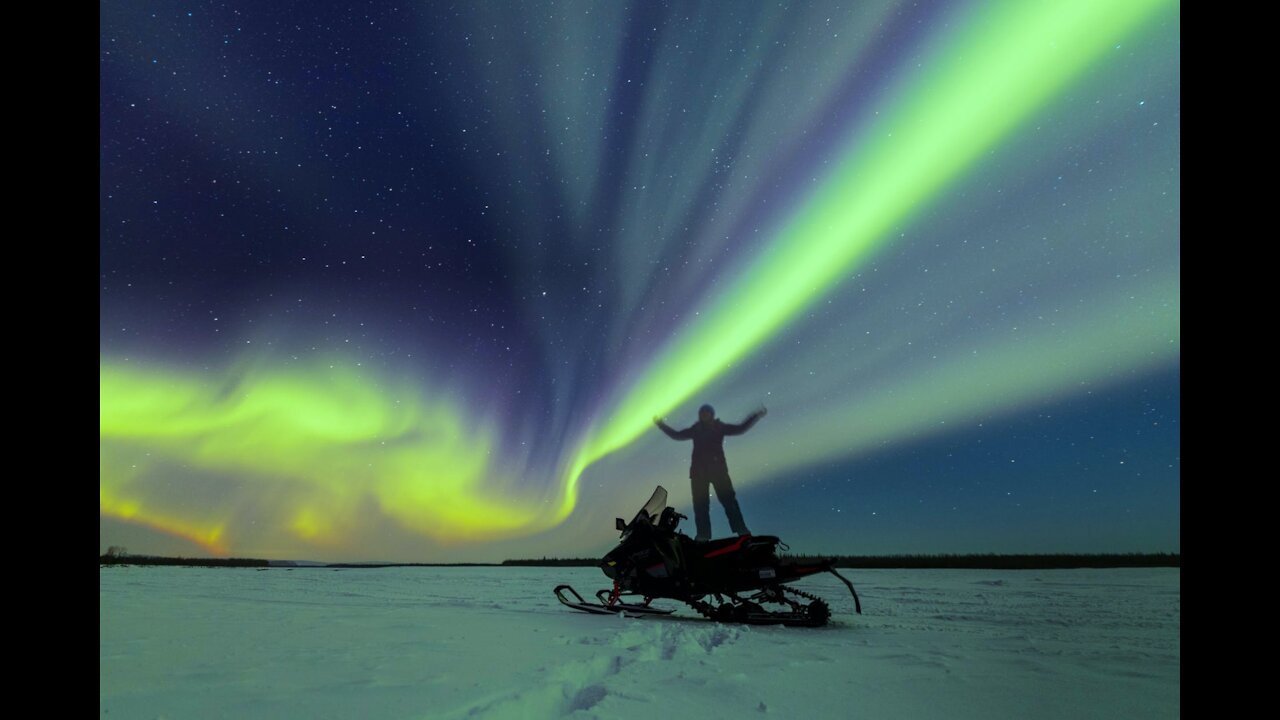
[100,566,1179,719]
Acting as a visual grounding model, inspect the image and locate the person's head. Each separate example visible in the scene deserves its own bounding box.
[698,404,715,423]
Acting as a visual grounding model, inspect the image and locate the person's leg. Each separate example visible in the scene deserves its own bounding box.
[711,474,750,535]
[691,476,711,541]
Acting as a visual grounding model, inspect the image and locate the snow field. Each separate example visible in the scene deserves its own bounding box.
[101,566,1178,719]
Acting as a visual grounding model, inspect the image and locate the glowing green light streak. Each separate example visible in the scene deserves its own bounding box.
[558,0,1173,518]
[720,272,1179,483]
[611,1,898,333]
[101,358,542,553]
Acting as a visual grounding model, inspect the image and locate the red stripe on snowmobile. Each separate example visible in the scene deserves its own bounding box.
[646,563,665,572]
[703,535,750,558]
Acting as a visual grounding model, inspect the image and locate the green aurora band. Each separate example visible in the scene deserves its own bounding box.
[558,0,1176,518]
[101,360,543,552]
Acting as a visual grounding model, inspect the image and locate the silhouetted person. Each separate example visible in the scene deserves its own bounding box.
[653,404,767,542]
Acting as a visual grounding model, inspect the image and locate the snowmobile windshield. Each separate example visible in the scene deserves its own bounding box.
[633,486,668,527]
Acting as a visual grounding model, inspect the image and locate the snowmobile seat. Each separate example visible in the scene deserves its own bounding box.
[698,534,782,559]
[742,535,783,563]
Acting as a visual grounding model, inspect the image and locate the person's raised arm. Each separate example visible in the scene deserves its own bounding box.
[653,416,693,440]
[722,406,767,436]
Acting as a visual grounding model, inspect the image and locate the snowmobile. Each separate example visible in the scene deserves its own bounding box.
[554,486,861,627]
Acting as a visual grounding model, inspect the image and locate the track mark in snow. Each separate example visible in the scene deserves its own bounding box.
[567,684,608,712]
[615,622,742,661]
[449,622,744,717]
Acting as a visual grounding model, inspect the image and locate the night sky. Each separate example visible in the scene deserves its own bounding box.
[101,1,1180,562]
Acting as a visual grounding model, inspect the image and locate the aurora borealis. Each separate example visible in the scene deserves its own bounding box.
[101,1,1179,561]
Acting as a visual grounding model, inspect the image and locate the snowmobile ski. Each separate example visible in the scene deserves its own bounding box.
[554,584,675,617]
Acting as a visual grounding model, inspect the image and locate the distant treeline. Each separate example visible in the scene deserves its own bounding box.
[811,552,1178,569]
[503,557,602,567]
[503,553,1180,569]
[324,563,498,568]
[99,554,269,568]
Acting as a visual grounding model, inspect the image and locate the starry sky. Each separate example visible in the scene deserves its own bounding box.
[101,1,1180,562]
